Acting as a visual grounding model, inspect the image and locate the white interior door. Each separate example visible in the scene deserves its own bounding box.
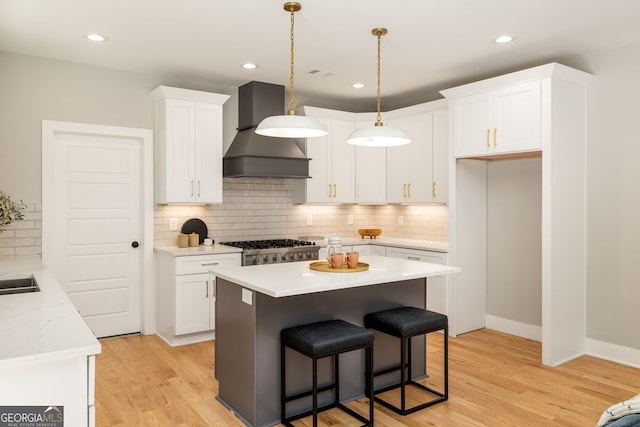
[42,121,150,338]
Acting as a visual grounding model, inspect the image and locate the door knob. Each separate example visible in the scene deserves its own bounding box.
[131,241,139,248]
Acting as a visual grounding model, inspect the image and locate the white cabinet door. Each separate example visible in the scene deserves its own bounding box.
[163,98,196,203]
[493,82,542,154]
[385,247,448,316]
[330,119,356,203]
[298,116,355,203]
[175,273,211,335]
[432,109,449,203]
[387,112,434,203]
[453,81,541,158]
[152,86,229,204]
[355,145,386,203]
[195,102,224,203]
[305,118,332,203]
[355,120,386,203]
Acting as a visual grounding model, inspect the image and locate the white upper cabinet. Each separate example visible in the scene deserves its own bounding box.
[293,102,448,205]
[432,108,449,203]
[386,100,448,203]
[448,81,541,158]
[294,107,355,203]
[151,86,230,204]
[355,114,387,204]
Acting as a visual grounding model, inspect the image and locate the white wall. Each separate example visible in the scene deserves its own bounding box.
[585,42,640,347]
[487,158,542,326]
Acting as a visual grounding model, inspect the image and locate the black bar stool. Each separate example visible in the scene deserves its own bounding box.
[281,319,374,427]
[364,306,448,415]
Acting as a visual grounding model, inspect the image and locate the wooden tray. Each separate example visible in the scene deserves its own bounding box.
[309,261,369,273]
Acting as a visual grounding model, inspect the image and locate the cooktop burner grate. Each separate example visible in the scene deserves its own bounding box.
[221,239,319,265]
[222,239,316,250]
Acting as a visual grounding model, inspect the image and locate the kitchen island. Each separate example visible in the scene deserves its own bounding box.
[210,255,459,427]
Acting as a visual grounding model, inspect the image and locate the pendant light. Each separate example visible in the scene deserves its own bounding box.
[347,28,410,147]
[255,2,327,138]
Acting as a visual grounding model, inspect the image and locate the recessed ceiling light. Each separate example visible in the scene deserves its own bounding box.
[494,35,515,44]
[352,83,365,89]
[86,33,107,42]
[242,63,258,69]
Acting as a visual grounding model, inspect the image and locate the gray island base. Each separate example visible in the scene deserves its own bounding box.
[211,255,460,427]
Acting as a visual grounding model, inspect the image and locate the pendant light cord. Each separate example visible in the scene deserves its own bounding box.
[288,8,297,115]
[375,29,383,126]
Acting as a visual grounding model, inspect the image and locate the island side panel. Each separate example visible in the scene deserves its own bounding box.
[215,278,257,426]
[255,278,427,427]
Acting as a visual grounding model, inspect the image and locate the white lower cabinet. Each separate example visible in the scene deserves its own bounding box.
[385,247,449,318]
[156,251,241,346]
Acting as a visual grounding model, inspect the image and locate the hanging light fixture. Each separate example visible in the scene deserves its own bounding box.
[255,2,327,138]
[347,28,410,147]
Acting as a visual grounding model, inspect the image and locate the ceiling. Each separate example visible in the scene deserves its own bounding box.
[2,0,640,111]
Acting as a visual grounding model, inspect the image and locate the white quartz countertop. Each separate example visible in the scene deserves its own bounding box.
[210,255,460,298]
[154,244,243,256]
[0,257,101,366]
[305,236,449,253]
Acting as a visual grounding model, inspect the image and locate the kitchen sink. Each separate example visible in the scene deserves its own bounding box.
[0,275,40,295]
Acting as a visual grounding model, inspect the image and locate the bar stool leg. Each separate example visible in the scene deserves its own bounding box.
[281,341,286,422]
[400,336,407,413]
[367,345,374,423]
[312,357,318,427]
[335,354,340,405]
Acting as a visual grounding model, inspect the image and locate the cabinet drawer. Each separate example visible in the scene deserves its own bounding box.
[176,253,241,275]
[386,247,447,264]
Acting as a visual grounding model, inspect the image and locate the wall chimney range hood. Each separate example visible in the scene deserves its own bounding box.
[223,81,311,178]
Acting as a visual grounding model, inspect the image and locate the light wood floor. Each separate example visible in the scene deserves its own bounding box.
[95,329,640,426]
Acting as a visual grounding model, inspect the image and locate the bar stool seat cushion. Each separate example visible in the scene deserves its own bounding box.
[282,319,374,358]
[364,306,447,338]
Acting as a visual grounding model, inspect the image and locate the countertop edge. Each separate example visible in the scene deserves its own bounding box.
[211,256,460,298]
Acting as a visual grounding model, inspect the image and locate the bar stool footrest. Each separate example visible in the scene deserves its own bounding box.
[373,380,447,416]
[283,401,372,427]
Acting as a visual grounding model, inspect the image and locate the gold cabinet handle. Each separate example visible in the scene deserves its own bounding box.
[493,128,497,146]
[197,180,201,197]
[328,184,332,198]
[333,184,337,198]
[403,183,407,198]
[205,280,208,298]
[486,129,491,147]
[432,182,437,198]
[407,183,412,198]
[191,180,194,197]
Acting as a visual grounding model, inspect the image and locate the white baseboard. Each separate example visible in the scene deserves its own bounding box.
[485,315,640,369]
[485,315,541,342]
[585,338,640,369]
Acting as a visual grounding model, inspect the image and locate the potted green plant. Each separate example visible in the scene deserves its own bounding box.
[0,191,27,233]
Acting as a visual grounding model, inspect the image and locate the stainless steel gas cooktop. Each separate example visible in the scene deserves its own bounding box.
[221,239,319,266]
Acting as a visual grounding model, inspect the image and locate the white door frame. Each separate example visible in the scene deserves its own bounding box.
[42,120,155,335]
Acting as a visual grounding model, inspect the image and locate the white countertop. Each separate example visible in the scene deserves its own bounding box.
[155,238,448,257]
[304,236,449,253]
[154,244,243,256]
[0,257,101,367]
[210,255,460,298]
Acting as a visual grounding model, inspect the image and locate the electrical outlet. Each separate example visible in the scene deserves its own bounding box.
[347,214,354,225]
[242,288,253,305]
[306,215,313,226]
[398,215,404,225]
[169,217,178,231]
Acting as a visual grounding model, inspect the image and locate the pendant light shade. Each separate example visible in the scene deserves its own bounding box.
[255,113,327,138]
[347,28,410,147]
[347,124,411,147]
[255,2,327,139]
